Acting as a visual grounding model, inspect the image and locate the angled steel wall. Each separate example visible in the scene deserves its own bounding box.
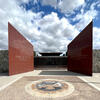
[67,21,92,76]
[8,22,34,75]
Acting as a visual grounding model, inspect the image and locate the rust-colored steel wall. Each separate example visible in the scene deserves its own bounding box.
[8,22,34,75]
[67,21,92,76]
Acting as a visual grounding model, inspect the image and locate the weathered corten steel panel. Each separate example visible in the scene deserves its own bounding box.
[67,21,92,76]
[8,22,34,75]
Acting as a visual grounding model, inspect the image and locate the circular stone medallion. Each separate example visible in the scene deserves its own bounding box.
[25,79,74,99]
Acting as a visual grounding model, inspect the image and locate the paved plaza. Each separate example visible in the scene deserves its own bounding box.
[0,69,100,100]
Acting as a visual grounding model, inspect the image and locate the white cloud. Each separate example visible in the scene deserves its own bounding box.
[41,0,85,13]
[97,3,100,7]
[72,2,100,49]
[41,0,57,9]
[0,0,79,52]
[0,0,42,50]
[93,27,100,49]
[34,12,79,52]
[18,0,29,3]
[73,2,98,31]
[33,0,39,4]
[58,0,84,13]
[0,0,99,52]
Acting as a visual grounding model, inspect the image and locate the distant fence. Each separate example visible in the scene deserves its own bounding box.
[34,56,67,66]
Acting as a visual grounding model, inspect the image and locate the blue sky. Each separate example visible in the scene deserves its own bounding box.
[20,0,100,27]
[0,0,100,51]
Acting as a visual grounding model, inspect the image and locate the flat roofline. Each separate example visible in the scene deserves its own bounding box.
[34,56,68,58]
[39,52,62,53]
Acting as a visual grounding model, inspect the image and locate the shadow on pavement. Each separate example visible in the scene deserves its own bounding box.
[0,72,8,76]
[39,70,85,76]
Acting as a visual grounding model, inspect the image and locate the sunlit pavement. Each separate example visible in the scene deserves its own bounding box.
[0,70,100,92]
[0,73,100,100]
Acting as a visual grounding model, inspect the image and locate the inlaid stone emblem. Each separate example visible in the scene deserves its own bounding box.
[25,79,74,99]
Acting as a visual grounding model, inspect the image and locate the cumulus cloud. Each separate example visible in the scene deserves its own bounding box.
[73,2,98,31]
[0,0,100,52]
[18,0,29,3]
[0,0,79,52]
[93,27,100,49]
[34,12,79,52]
[41,0,85,14]
[71,1,100,49]
[41,0,57,9]
[0,0,42,50]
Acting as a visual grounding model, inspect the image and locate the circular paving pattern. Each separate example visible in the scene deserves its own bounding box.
[25,79,75,99]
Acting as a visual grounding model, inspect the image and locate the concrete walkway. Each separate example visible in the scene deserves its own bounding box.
[0,70,100,92]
